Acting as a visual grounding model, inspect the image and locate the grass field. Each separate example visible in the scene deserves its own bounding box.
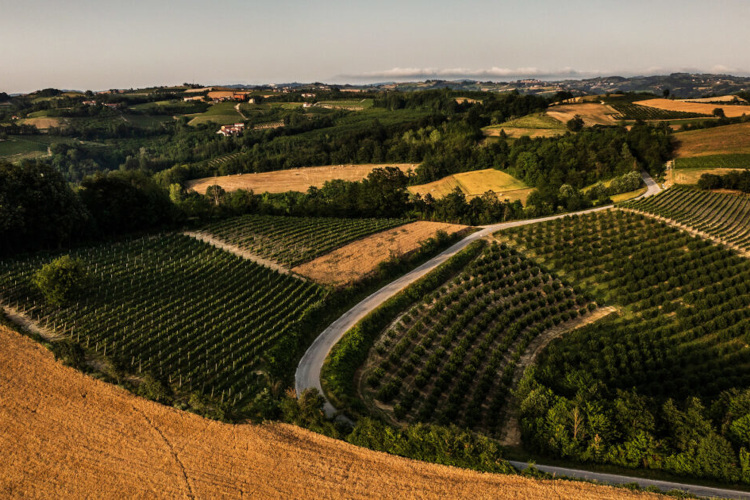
[635,98,750,119]
[0,234,326,408]
[187,101,243,126]
[674,122,750,158]
[483,113,566,138]
[187,164,416,195]
[0,135,68,161]
[198,214,411,267]
[624,187,750,253]
[546,103,619,126]
[292,221,468,286]
[0,327,658,500]
[669,167,747,185]
[408,168,533,204]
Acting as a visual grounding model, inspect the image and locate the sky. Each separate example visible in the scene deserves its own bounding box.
[2,0,750,93]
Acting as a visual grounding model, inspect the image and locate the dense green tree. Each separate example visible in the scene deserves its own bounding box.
[33,255,89,306]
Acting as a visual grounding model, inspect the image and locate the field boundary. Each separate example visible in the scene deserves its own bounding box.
[182,231,298,277]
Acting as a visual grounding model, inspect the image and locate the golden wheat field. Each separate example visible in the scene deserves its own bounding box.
[0,325,670,499]
[293,221,468,285]
[546,103,619,126]
[187,164,416,194]
[635,98,750,118]
[408,168,533,204]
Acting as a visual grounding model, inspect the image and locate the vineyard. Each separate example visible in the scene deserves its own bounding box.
[609,102,708,121]
[501,210,750,401]
[623,187,750,254]
[360,241,595,434]
[0,234,326,407]
[199,214,411,267]
[674,154,750,169]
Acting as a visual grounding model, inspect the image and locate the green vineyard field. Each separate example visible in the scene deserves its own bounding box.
[0,234,327,406]
[674,154,750,170]
[609,102,709,120]
[361,241,595,434]
[623,187,750,253]
[502,210,750,401]
[199,214,411,267]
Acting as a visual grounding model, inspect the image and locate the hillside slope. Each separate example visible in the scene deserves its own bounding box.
[0,325,661,499]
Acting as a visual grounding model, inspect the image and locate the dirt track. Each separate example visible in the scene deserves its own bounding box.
[0,325,662,499]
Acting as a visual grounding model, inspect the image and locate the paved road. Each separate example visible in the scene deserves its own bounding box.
[295,171,663,412]
[294,205,612,415]
[509,461,750,499]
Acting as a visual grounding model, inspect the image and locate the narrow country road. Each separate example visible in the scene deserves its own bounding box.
[295,171,662,413]
[509,461,750,499]
[291,172,750,499]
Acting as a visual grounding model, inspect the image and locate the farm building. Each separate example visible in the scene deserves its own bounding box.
[217,123,245,136]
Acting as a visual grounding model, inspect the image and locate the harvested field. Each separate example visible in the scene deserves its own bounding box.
[188,164,416,194]
[0,325,661,499]
[670,167,747,185]
[408,168,533,204]
[635,98,750,118]
[292,221,468,285]
[681,95,747,104]
[546,103,619,126]
[674,122,750,158]
[483,113,566,139]
[18,117,65,130]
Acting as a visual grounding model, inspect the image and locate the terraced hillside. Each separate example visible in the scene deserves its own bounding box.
[359,241,596,434]
[198,214,411,267]
[502,210,750,401]
[0,234,326,407]
[623,187,750,253]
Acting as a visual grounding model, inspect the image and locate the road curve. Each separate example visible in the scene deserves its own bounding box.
[509,461,750,499]
[295,171,662,414]
[294,205,611,415]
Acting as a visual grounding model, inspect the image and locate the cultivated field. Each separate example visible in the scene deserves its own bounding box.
[292,221,468,286]
[188,164,416,194]
[408,168,533,204]
[608,102,708,121]
[0,325,661,499]
[681,95,747,104]
[669,167,747,185]
[18,116,65,130]
[673,122,750,158]
[675,153,750,170]
[198,214,411,267]
[635,98,750,118]
[503,210,750,401]
[187,101,243,126]
[546,103,619,126]
[0,234,326,407]
[483,113,566,139]
[624,187,750,254]
[359,241,595,434]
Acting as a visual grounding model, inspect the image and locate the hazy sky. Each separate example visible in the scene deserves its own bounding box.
[2,0,749,93]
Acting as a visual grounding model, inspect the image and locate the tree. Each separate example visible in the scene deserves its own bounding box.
[33,255,89,306]
[663,88,671,98]
[567,115,584,132]
[713,107,726,118]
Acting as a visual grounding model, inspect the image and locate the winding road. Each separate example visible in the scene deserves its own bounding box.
[292,171,750,499]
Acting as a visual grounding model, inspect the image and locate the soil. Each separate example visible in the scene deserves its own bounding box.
[0,324,662,499]
[292,221,468,286]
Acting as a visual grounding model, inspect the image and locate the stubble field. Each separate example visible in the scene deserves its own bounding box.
[0,325,663,499]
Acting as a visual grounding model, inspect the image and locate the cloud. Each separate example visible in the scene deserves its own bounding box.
[338,66,601,81]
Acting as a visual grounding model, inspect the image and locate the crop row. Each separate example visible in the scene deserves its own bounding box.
[674,154,750,170]
[199,214,411,267]
[609,102,709,120]
[362,241,594,434]
[0,234,327,406]
[502,210,750,402]
[623,187,750,253]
